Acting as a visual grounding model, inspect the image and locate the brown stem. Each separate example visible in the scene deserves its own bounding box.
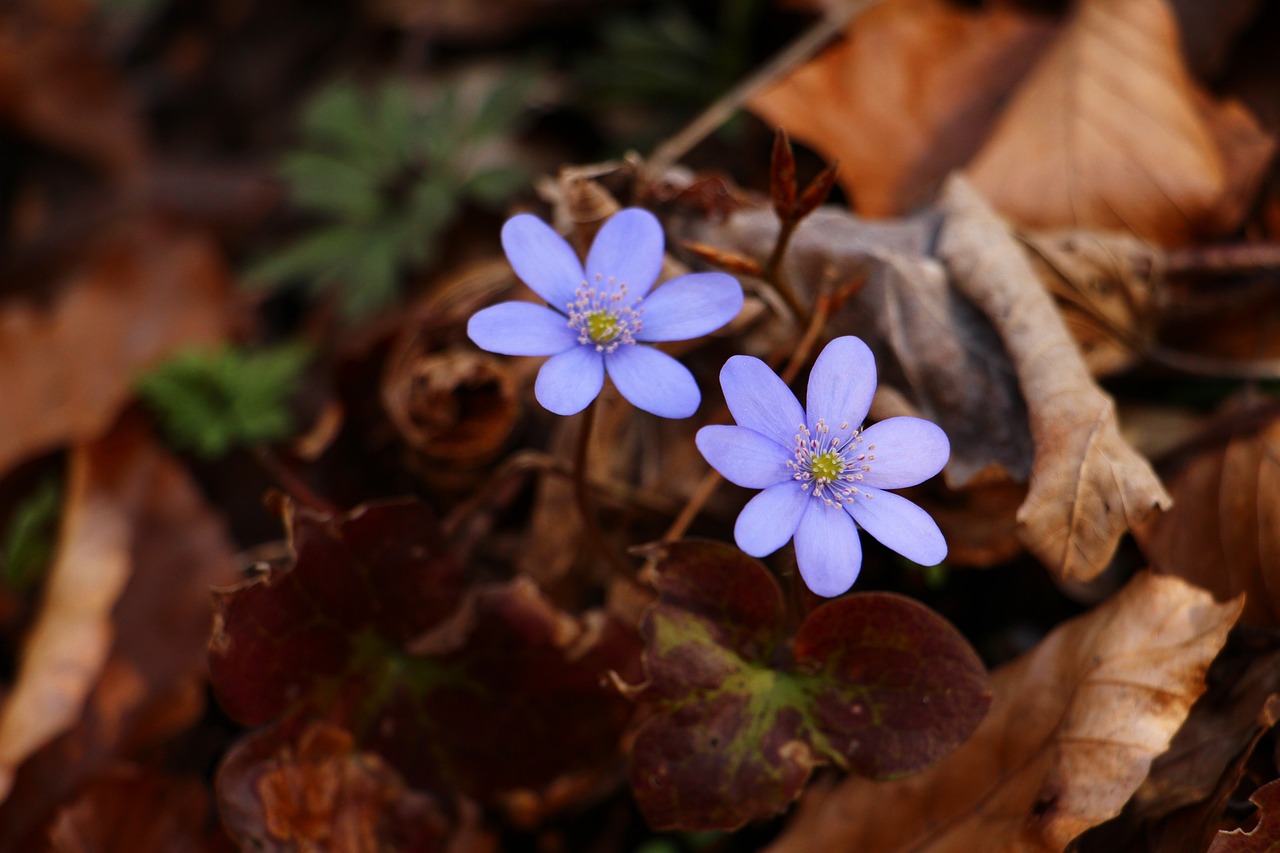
[662,292,834,542]
[762,218,812,326]
[573,402,633,578]
[253,447,341,516]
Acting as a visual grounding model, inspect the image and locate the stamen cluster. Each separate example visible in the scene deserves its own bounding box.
[567,275,643,353]
[788,419,874,506]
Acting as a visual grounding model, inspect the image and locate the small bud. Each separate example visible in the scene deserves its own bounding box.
[770,128,797,223]
[796,161,839,220]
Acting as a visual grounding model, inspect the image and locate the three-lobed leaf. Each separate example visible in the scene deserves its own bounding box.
[629,540,990,831]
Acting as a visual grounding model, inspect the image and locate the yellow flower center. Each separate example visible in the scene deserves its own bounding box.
[810,450,843,483]
[586,310,620,343]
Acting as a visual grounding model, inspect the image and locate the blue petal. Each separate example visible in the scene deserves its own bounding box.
[467,302,578,356]
[635,273,744,342]
[501,214,585,310]
[585,208,664,298]
[734,482,809,558]
[806,336,877,429]
[695,425,792,489]
[793,500,862,597]
[857,417,950,489]
[846,487,947,566]
[535,346,604,416]
[604,345,699,419]
[719,356,805,448]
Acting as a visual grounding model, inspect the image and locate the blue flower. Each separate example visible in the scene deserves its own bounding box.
[696,336,949,597]
[468,208,744,418]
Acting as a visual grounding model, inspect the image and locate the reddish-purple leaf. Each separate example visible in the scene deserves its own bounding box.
[628,540,990,831]
[209,499,640,802]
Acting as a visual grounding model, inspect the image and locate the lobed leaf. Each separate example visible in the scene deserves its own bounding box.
[629,540,990,831]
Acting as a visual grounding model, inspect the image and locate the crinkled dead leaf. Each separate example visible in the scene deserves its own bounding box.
[0,416,238,845]
[629,541,990,831]
[937,176,1172,582]
[966,0,1261,246]
[750,0,1054,216]
[1138,404,1280,627]
[209,499,640,802]
[217,722,451,853]
[45,765,233,853]
[768,572,1241,853]
[1019,231,1161,377]
[0,221,233,478]
[1209,778,1280,852]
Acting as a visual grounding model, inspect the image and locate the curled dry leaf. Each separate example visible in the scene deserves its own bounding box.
[966,0,1260,246]
[217,722,451,853]
[749,0,1054,216]
[937,176,1171,582]
[1138,404,1280,627]
[382,344,520,466]
[0,221,233,478]
[768,572,1242,853]
[0,416,238,845]
[1209,778,1280,852]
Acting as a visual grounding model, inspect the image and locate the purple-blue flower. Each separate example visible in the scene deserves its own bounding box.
[696,336,949,597]
[468,208,744,418]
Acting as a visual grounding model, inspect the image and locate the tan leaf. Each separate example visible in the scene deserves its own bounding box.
[937,176,1171,581]
[768,572,1242,853]
[749,0,1054,216]
[966,0,1229,246]
[1138,404,1280,627]
[0,416,238,841]
[0,220,233,478]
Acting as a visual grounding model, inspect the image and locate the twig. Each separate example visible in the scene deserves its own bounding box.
[647,1,874,172]
[1164,243,1280,277]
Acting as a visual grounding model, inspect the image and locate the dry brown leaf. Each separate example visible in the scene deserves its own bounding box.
[768,572,1242,853]
[0,416,238,844]
[750,0,1054,216]
[1138,405,1280,627]
[937,176,1172,582]
[0,220,233,478]
[966,0,1232,246]
[1019,231,1162,377]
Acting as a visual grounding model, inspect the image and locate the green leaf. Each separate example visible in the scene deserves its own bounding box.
[278,151,380,221]
[245,224,370,289]
[0,476,61,592]
[628,540,991,831]
[136,343,312,458]
[463,166,529,208]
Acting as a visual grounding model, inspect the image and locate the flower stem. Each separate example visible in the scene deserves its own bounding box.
[573,401,632,578]
[762,219,812,327]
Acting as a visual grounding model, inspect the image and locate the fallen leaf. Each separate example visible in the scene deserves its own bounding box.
[209,500,641,804]
[1138,402,1280,627]
[0,6,145,178]
[0,415,238,845]
[750,0,1054,216]
[1209,778,1280,852]
[767,571,1242,853]
[0,220,233,478]
[937,176,1172,582]
[966,0,1234,246]
[45,765,233,853]
[629,540,989,831]
[217,722,450,853]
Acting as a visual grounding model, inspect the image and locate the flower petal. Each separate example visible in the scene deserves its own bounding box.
[605,345,699,419]
[734,483,809,558]
[535,346,603,416]
[793,500,862,597]
[858,417,951,489]
[467,302,578,356]
[719,355,805,448]
[696,425,792,489]
[501,214,585,309]
[806,336,877,429]
[847,487,947,566]
[585,208,664,298]
[635,273,744,342]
